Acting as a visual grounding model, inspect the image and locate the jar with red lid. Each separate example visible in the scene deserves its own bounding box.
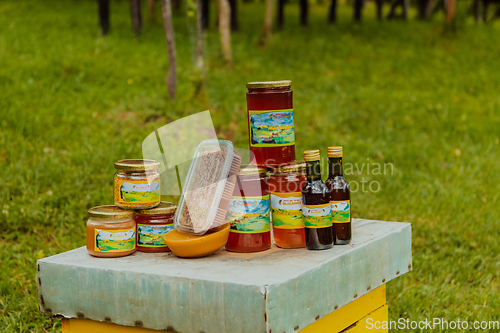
[269,162,307,248]
[246,80,295,167]
[135,201,177,252]
[225,165,271,253]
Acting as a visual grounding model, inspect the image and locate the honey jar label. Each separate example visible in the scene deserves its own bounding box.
[225,195,271,233]
[270,192,304,229]
[115,179,160,205]
[330,200,351,223]
[248,110,295,147]
[137,224,172,247]
[302,203,332,228]
[94,228,136,252]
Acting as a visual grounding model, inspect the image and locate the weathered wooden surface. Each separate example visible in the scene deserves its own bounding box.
[37,219,412,333]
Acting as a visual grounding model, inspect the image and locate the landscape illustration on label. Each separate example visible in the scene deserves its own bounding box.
[250,111,295,146]
[270,193,304,229]
[120,181,160,203]
[95,228,135,252]
[331,201,350,222]
[226,197,270,233]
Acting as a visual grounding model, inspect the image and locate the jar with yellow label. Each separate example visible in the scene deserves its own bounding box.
[86,205,136,258]
[114,159,161,210]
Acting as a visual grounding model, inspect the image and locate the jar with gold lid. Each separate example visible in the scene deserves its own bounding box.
[114,159,161,210]
[86,205,136,258]
[135,201,177,253]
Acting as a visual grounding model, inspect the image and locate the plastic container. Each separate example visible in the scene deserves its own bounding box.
[269,162,307,248]
[225,164,271,253]
[86,205,136,258]
[246,80,295,167]
[135,201,177,252]
[174,139,242,235]
[113,159,161,210]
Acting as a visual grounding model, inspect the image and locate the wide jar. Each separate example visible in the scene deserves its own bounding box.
[135,201,177,252]
[225,164,271,253]
[246,80,295,167]
[269,161,307,248]
[114,159,161,210]
[86,205,136,258]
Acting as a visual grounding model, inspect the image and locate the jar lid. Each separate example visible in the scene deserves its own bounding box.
[304,150,321,162]
[136,201,177,215]
[271,161,306,174]
[114,159,161,172]
[327,146,343,158]
[239,164,267,176]
[246,80,292,89]
[88,205,134,219]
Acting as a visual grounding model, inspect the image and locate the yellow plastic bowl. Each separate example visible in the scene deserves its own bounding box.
[163,223,231,258]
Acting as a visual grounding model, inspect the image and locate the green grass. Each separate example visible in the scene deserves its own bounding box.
[1,0,500,331]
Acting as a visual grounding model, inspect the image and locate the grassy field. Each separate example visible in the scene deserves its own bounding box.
[1,0,500,331]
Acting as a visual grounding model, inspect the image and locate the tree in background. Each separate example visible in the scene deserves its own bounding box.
[162,0,177,98]
[218,0,232,64]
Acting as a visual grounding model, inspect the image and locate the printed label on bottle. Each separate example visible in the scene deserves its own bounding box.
[115,179,160,205]
[94,228,136,252]
[270,192,304,229]
[137,224,173,247]
[248,110,295,147]
[330,200,351,223]
[302,203,332,228]
[225,195,271,233]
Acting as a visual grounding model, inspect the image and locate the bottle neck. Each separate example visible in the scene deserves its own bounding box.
[305,160,322,182]
[328,157,343,177]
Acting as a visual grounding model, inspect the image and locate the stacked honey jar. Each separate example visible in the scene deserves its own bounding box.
[225,80,352,252]
[86,159,177,258]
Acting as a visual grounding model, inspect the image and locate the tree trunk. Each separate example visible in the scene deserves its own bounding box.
[418,0,427,19]
[474,0,481,23]
[277,0,285,28]
[425,0,438,18]
[483,0,489,22]
[196,0,204,69]
[300,0,308,26]
[328,0,337,23]
[375,0,383,20]
[229,0,239,31]
[131,0,142,35]
[98,0,110,36]
[201,0,210,29]
[354,0,363,22]
[445,0,456,24]
[148,0,155,18]
[264,0,274,44]
[218,0,232,64]
[402,0,409,20]
[161,0,177,98]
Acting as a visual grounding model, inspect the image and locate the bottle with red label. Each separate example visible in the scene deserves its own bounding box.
[246,80,295,167]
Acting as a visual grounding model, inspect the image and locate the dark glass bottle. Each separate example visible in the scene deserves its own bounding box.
[301,150,333,250]
[325,146,351,245]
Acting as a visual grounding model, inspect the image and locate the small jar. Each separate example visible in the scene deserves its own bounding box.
[269,161,307,248]
[225,164,271,253]
[246,80,295,167]
[114,159,161,210]
[135,201,177,253]
[86,205,136,258]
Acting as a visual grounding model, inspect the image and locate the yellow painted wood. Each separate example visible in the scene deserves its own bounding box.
[342,305,389,333]
[62,285,387,333]
[62,318,174,333]
[299,284,386,333]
